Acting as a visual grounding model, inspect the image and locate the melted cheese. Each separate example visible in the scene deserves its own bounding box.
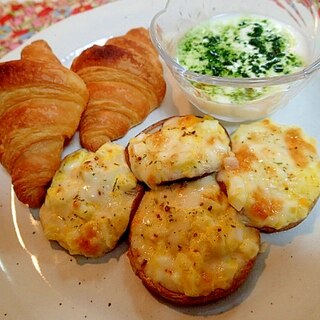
[128,115,231,187]
[217,119,320,230]
[129,175,260,297]
[40,142,139,257]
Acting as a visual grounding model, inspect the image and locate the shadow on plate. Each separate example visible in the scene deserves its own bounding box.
[46,237,129,265]
[29,207,40,220]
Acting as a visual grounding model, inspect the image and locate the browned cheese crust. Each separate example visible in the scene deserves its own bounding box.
[128,175,260,305]
[39,143,144,257]
[128,248,256,305]
[217,118,320,232]
[126,115,233,188]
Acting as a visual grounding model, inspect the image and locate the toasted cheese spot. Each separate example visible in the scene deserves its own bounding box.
[151,130,167,148]
[128,115,232,187]
[262,118,282,133]
[285,128,317,168]
[299,198,310,207]
[129,175,260,297]
[233,145,257,172]
[249,189,283,220]
[40,142,140,257]
[76,223,101,257]
[217,119,320,231]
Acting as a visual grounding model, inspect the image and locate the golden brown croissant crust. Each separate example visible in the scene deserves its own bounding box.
[0,40,89,208]
[71,27,166,152]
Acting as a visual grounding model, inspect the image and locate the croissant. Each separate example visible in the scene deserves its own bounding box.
[0,40,89,208]
[71,27,166,152]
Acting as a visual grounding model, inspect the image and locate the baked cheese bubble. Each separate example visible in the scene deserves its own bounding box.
[40,142,142,257]
[217,119,320,232]
[127,115,232,188]
[128,175,260,303]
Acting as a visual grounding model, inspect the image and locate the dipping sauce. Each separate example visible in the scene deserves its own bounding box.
[177,14,308,105]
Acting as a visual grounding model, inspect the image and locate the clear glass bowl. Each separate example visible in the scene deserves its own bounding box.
[150,0,320,122]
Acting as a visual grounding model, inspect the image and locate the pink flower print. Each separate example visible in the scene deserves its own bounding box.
[32,18,44,28]
[12,16,24,27]
[25,5,36,15]
[7,42,20,51]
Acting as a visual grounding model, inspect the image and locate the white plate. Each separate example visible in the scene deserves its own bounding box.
[1,0,320,319]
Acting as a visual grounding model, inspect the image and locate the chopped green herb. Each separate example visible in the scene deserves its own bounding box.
[177,15,304,103]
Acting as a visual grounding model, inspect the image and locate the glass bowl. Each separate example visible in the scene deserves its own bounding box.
[150,0,320,122]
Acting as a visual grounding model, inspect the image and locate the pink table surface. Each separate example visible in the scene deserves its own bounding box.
[1,0,319,60]
[0,0,114,59]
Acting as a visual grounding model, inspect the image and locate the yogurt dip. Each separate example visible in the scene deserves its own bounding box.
[175,14,309,121]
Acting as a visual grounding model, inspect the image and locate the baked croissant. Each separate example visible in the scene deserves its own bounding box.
[71,27,166,152]
[0,40,89,208]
